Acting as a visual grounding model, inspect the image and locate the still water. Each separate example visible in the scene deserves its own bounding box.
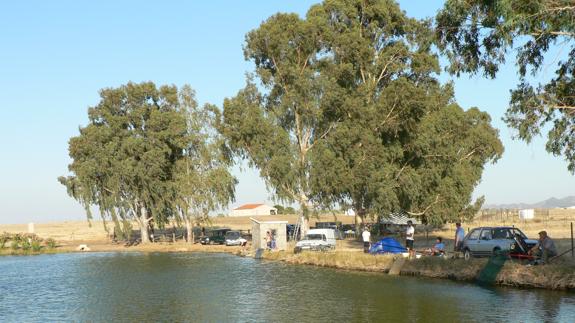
[0,252,574,322]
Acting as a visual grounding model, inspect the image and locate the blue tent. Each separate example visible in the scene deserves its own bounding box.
[369,237,407,254]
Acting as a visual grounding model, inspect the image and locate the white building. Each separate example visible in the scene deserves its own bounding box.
[229,204,277,217]
[519,209,535,220]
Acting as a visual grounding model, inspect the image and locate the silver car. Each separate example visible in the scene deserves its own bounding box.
[462,226,537,260]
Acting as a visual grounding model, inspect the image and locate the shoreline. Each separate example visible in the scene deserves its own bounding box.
[4,240,572,292]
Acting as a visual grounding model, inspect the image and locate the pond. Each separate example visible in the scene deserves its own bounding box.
[0,252,574,322]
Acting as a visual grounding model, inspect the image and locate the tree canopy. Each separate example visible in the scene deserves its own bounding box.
[436,0,575,172]
[307,0,503,224]
[217,10,337,233]
[219,0,503,225]
[59,82,235,243]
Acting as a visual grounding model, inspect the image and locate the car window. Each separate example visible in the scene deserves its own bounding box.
[468,229,480,240]
[492,228,511,239]
[513,229,528,240]
[480,229,492,240]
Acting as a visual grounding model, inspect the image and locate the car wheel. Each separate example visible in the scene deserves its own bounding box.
[493,247,501,256]
[464,249,472,261]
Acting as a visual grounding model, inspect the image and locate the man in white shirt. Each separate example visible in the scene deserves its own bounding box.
[454,222,465,252]
[406,220,415,257]
[362,227,371,253]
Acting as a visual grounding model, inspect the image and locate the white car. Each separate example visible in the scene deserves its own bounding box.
[294,229,336,253]
[225,231,247,246]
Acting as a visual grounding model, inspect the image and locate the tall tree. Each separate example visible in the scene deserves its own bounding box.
[218,13,336,235]
[308,0,503,224]
[436,0,575,172]
[173,87,237,244]
[59,82,191,243]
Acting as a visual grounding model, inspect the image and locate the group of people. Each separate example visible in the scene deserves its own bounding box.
[363,221,559,264]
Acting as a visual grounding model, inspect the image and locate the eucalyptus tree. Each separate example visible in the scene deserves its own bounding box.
[218,13,337,235]
[307,0,503,224]
[436,0,575,172]
[59,82,191,243]
[174,87,237,244]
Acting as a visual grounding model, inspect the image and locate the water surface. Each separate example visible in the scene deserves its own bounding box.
[0,252,573,322]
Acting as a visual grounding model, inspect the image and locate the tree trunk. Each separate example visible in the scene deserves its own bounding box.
[139,207,150,244]
[184,216,193,245]
[299,194,312,238]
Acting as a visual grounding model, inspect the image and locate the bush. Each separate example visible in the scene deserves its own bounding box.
[11,240,19,250]
[21,239,31,251]
[0,232,10,249]
[31,239,42,252]
[45,238,57,249]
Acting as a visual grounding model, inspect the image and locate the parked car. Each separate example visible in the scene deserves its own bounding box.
[315,222,344,240]
[294,229,336,253]
[225,231,247,246]
[200,228,231,245]
[462,226,537,260]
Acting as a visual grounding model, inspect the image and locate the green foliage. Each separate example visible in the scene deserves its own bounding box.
[21,240,31,251]
[217,10,336,217]
[172,90,236,231]
[59,82,201,242]
[218,0,503,225]
[436,0,575,172]
[274,205,285,215]
[31,240,42,252]
[45,238,57,249]
[305,0,503,224]
[0,232,9,249]
[284,207,296,215]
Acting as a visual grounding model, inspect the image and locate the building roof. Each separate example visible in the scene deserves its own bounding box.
[234,203,266,210]
[250,218,288,224]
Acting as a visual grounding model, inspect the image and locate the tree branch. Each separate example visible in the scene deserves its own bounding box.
[407,194,440,216]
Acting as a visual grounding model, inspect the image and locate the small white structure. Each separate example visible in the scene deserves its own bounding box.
[344,209,356,216]
[250,218,287,251]
[28,222,34,234]
[229,203,277,217]
[519,209,535,220]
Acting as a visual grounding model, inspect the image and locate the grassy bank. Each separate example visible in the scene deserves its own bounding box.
[258,250,575,291]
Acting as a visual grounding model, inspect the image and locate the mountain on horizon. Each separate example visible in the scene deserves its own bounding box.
[484,196,575,209]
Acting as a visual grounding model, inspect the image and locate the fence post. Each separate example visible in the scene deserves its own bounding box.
[571,222,574,258]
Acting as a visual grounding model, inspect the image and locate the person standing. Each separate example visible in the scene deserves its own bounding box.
[362,227,371,253]
[406,220,415,258]
[454,222,465,253]
[265,231,272,250]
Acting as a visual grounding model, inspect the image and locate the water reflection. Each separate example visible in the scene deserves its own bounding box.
[0,253,574,322]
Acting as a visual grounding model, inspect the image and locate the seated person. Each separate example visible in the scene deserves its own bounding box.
[427,237,445,256]
[528,231,557,264]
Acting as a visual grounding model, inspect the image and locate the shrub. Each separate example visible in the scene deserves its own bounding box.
[31,239,42,252]
[11,240,19,250]
[45,238,57,249]
[0,232,10,249]
[21,239,31,251]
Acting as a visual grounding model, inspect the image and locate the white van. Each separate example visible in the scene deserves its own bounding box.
[294,229,336,253]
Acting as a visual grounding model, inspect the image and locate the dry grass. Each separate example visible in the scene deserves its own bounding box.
[261,249,396,272]
[497,260,575,290]
[401,257,487,281]
[400,256,575,290]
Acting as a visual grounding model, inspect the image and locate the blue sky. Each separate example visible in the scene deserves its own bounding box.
[0,1,573,224]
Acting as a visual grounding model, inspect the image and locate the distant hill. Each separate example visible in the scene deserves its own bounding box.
[484,196,575,209]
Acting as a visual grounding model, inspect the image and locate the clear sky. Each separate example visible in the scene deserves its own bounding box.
[1,1,573,224]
